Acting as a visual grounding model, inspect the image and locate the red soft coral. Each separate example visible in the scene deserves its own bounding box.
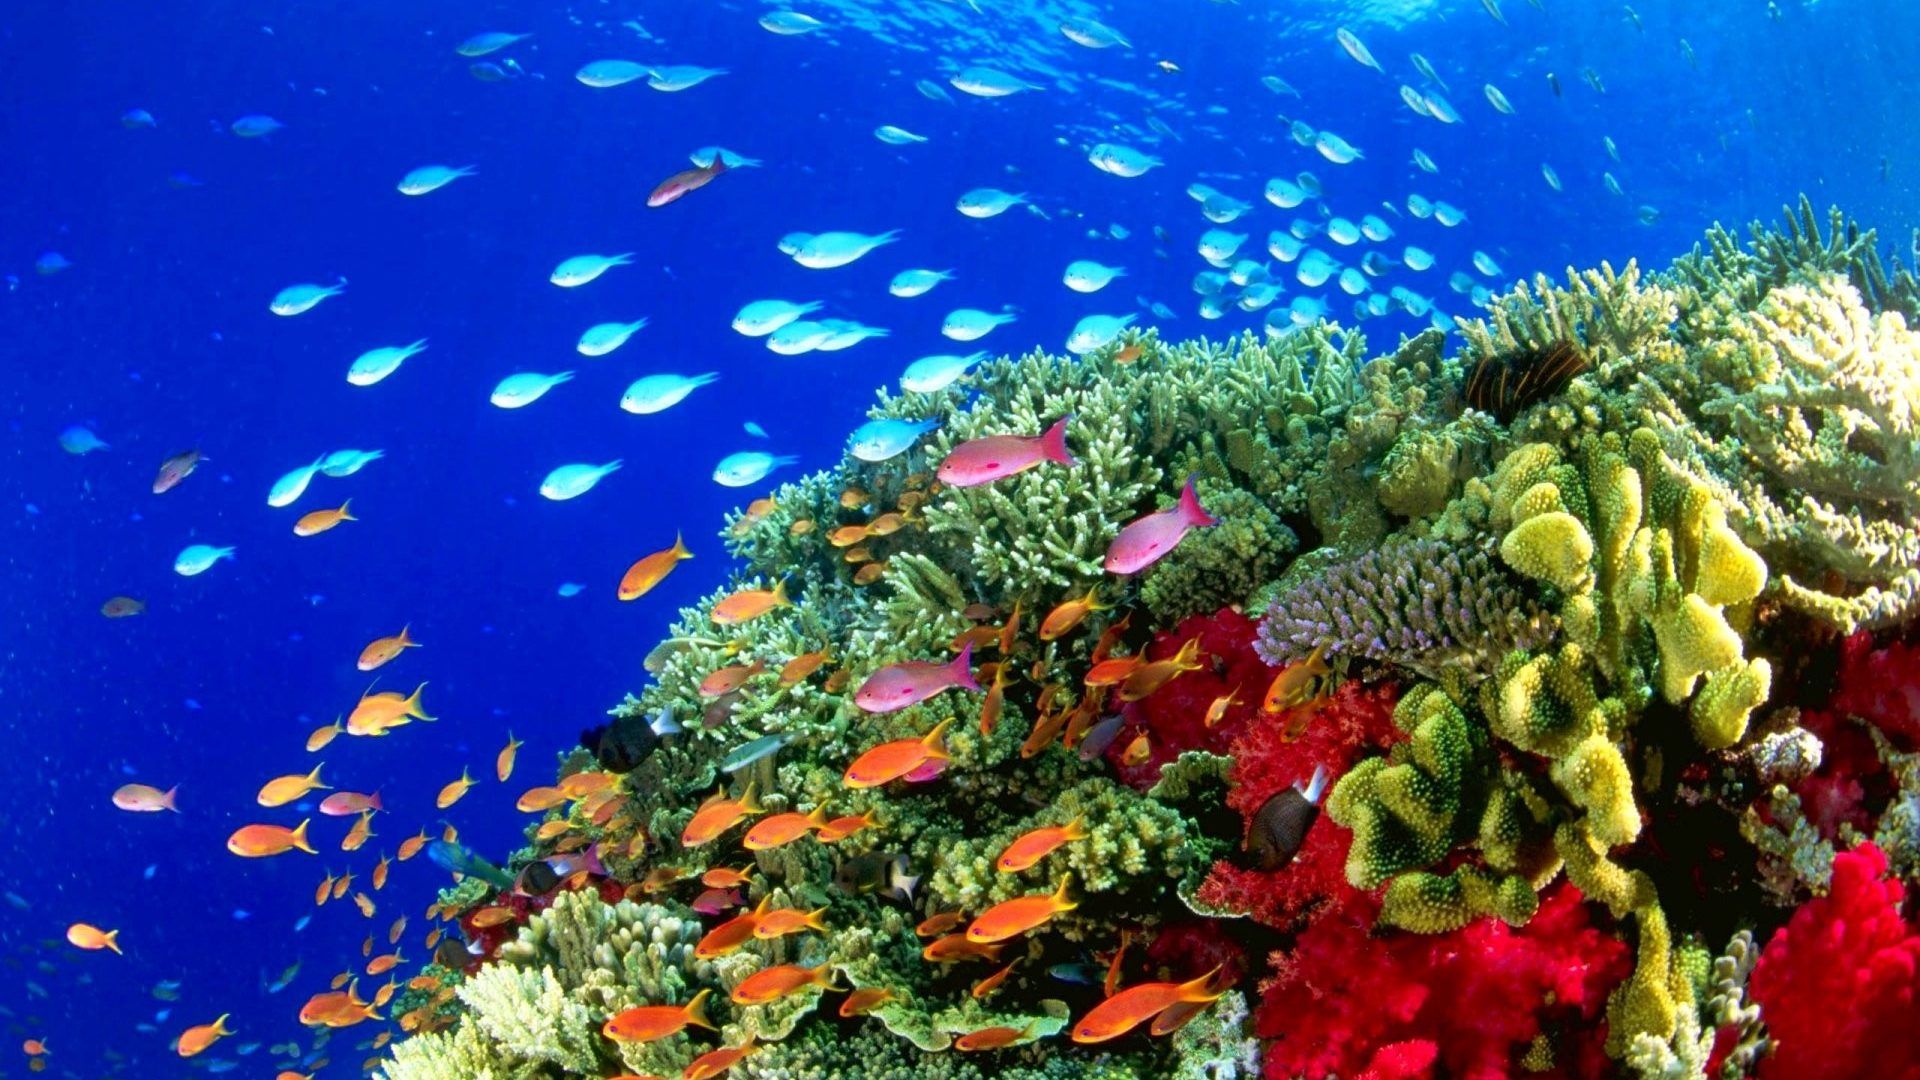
[1194,680,1402,929]
[1255,883,1630,1080]
[1106,607,1272,788]
[1830,630,1920,748]
[1748,843,1920,1080]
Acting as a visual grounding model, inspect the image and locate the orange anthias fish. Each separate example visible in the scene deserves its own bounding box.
[112,782,179,813]
[293,500,356,536]
[729,963,841,1005]
[842,718,953,789]
[915,910,964,938]
[228,819,316,857]
[922,934,1005,964]
[306,718,345,752]
[815,809,877,843]
[778,650,831,686]
[1120,731,1151,766]
[621,533,693,600]
[742,805,828,851]
[100,595,145,618]
[647,157,727,208]
[839,987,898,1017]
[436,768,476,809]
[343,811,375,852]
[357,627,421,672]
[699,866,752,889]
[699,659,766,698]
[680,783,763,847]
[1263,644,1333,713]
[965,875,1076,942]
[516,786,569,812]
[1039,587,1107,641]
[955,1022,1032,1051]
[318,790,383,816]
[603,988,715,1044]
[752,905,828,940]
[711,581,790,625]
[259,765,330,808]
[496,732,522,782]
[299,982,381,1028]
[398,830,428,861]
[1118,638,1206,702]
[152,448,203,493]
[1090,612,1133,665]
[979,662,1009,736]
[66,923,120,953]
[176,1014,233,1057]
[995,817,1089,872]
[346,682,433,736]
[1204,685,1244,728]
[998,598,1023,654]
[1084,654,1145,688]
[1070,967,1225,1044]
[683,1037,759,1080]
[971,960,1017,1000]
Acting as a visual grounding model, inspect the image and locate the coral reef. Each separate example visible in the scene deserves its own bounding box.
[377,204,1920,1080]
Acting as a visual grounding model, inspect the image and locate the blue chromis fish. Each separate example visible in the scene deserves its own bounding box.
[427,840,515,890]
[539,460,622,501]
[848,418,939,463]
[270,278,346,316]
[397,164,476,195]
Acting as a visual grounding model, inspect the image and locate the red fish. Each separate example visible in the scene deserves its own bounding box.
[648,159,727,208]
[935,416,1076,488]
[1103,475,1217,574]
[1070,967,1225,1043]
[855,642,979,713]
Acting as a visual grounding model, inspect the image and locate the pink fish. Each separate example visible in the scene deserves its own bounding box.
[1103,476,1218,575]
[692,886,743,915]
[936,416,1077,488]
[855,642,981,713]
[648,159,727,208]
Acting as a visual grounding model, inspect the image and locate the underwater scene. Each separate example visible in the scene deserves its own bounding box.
[7,0,1920,1076]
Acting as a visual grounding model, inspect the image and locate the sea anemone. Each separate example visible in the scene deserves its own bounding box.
[1461,339,1590,422]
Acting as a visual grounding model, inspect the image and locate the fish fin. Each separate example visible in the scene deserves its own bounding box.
[683,987,716,1030]
[772,579,791,607]
[672,531,692,559]
[291,819,315,854]
[949,642,980,692]
[805,805,831,828]
[805,906,830,932]
[1063,815,1089,842]
[1175,965,1226,1001]
[1300,764,1330,804]
[1177,474,1218,527]
[921,717,955,759]
[338,498,356,521]
[308,763,331,789]
[1039,415,1078,466]
[740,781,763,814]
[1053,873,1078,911]
[163,785,181,812]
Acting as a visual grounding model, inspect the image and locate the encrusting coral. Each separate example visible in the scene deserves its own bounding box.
[377,203,1920,1080]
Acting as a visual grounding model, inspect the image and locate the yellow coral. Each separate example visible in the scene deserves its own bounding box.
[1552,733,1640,846]
[1500,511,1594,592]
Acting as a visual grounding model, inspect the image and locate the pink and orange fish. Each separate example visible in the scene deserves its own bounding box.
[854,642,979,713]
[935,416,1076,488]
[1104,475,1217,575]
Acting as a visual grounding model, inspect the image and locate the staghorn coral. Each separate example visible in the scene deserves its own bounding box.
[1255,537,1555,680]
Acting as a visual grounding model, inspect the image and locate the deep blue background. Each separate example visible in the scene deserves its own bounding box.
[1,0,1914,1073]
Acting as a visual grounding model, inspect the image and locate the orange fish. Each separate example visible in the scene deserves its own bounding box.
[996,817,1088,872]
[1120,731,1151,766]
[867,511,913,536]
[742,805,827,851]
[971,960,1017,999]
[839,987,898,1017]
[346,682,432,736]
[921,934,1005,964]
[752,905,828,940]
[373,853,392,891]
[343,811,375,852]
[648,157,728,208]
[22,1037,47,1056]
[979,662,1010,736]
[316,872,336,906]
[842,718,952,789]
[853,561,889,585]
[951,625,1001,652]
[1018,700,1072,759]
[1070,967,1224,1044]
[1150,997,1211,1037]
[682,783,763,847]
[517,786,569,812]
[294,500,356,536]
[700,866,753,889]
[353,892,376,918]
[1084,655,1145,687]
[436,767,476,809]
[469,907,516,928]
[814,809,877,844]
[306,718,345,752]
[828,523,872,548]
[1263,644,1332,713]
[397,830,428,861]
[699,659,766,698]
[299,983,381,1028]
[1112,342,1145,365]
[387,914,406,943]
[620,533,693,601]
[366,951,402,975]
[915,911,964,938]
[66,923,120,954]
[1039,587,1107,641]
[683,1037,758,1080]
[333,871,354,898]
[357,627,421,672]
[112,782,179,813]
[1203,685,1244,728]
[496,732,522,782]
[710,581,790,625]
[258,764,330,808]
[152,448,203,493]
[535,819,572,842]
[176,1014,233,1057]
[998,599,1023,655]
[1105,929,1133,997]
[603,988,715,1044]
[642,866,689,893]
[955,1022,1031,1051]
[695,897,770,959]
[778,650,831,686]
[559,771,616,799]
[1118,638,1205,701]
[319,790,382,816]
[729,963,841,1006]
[228,819,316,857]
[966,875,1076,942]
[1090,613,1133,664]
[100,595,145,618]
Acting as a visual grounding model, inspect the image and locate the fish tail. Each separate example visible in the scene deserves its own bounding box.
[921,717,954,760]
[672,532,692,560]
[1300,764,1330,804]
[406,683,435,721]
[399,624,419,648]
[1039,415,1078,467]
[1053,873,1078,912]
[1063,815,1089,842]
[1175,965,1226,1002]
[684,987,716,1030]
[338,499,355,521]
[163,785,181,812]
[772,579,791,607]
[213,1013,233,1035]
[805,805,831,828]
[103,929,122,954]
[690,371,721,387]
[805,906,830,932]
[1177,474,1218,527]
[740,781,763,815]
[309,763,331,790]
[949,642,981,692]
[291,819,316,854]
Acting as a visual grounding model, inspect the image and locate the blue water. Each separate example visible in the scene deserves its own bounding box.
[2,0,1914,1073]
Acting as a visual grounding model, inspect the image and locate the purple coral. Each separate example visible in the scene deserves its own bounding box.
[1256,539,1554,677]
